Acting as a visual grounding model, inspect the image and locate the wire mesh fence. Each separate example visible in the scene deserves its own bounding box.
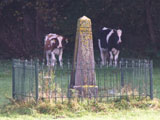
[12,58,153,103]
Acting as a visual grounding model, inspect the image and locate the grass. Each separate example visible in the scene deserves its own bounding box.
[0,59,160,119]
[0,59,160,105]
[0,109,160,120]
[153,67,160,98]
[0,77,11,106]
[67,109,160,120]
[0,60,12,106]
[0,97,160,120]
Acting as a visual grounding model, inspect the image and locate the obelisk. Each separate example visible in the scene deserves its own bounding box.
[70,16,98,97]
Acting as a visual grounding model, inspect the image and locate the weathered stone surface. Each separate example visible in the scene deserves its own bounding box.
[71,16,97,97]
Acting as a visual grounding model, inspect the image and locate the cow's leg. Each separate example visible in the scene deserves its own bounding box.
[106,51,110,66]
[104,51,107,65]
[98,39,105,66]
[51,52,56,67]
[114,50,120,67]
[100,50,105,66]
[46,51,50,66]
[59,49,63,68]
[109,51,113,66]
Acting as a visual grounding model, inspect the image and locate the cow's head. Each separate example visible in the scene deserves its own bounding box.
[117,29,122,44]
[56,35,68,49]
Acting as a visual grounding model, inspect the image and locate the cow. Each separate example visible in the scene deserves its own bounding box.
[98,27,122,66]
[44,33,68,67]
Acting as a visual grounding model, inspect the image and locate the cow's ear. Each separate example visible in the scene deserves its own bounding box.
[117,29,122,37]
[65,39,68,43]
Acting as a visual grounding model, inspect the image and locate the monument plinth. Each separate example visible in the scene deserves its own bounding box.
[70,16,98,97]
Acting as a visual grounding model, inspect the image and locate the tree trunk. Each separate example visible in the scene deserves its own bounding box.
[23,9,35,58]
[35,9,45,59]
[145,0,157,50]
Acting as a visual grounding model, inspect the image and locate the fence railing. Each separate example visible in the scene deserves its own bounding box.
[12,58,153,103]
[12,59,39,101]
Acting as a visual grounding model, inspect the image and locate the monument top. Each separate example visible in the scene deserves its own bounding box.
[80,16,90,20]
[78,16,91,28]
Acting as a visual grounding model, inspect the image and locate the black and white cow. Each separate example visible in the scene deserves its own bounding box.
[44,33,68,67]
[98,27,122,66]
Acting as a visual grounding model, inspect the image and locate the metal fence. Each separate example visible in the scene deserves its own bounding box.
[0,60,12,106]
[12,58,153,103]
[12,59,38,101]
[153,63,160,99]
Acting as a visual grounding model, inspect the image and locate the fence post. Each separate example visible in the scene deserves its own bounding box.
[120,60,124,87]
[12,59,15,99]
[149,60,153,100]
[21,60,26,100]
[35,59,39,103]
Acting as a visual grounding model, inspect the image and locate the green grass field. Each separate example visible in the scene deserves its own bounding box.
[0,60,160,120]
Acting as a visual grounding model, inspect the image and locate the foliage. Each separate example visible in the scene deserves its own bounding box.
[38,68,63,99]
[0,0,160,59]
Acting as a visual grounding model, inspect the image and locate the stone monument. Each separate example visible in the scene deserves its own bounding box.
[70,16,98,97]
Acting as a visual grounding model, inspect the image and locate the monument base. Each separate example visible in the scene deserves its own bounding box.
[73,85,98,98]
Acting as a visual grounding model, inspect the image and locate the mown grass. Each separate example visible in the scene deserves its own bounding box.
[0,109,160,120]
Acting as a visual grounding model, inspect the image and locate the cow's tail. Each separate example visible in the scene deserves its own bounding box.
[43,35,48,64]
[98,39,101,50]
[43,48,46,64]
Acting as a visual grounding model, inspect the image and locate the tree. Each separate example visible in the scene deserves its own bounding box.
[145,0,157,51]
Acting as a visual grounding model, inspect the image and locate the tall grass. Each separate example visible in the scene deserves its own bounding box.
[0,96,160,119]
